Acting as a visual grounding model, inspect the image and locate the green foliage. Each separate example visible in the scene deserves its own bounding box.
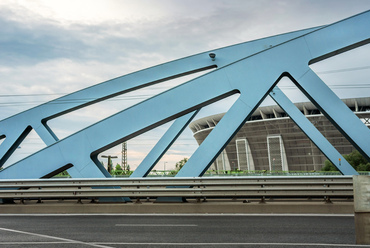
[175,158,188,171]
[357,163,370,171]
[343,150,368,169]
[168,170,178,175]
[322,150,370,172]
[321,160,338,171]
[54,170,70,178]
[111,163,132,176]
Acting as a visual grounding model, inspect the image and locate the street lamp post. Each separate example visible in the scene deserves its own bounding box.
[164,162,167,175]
[101,155,118,174]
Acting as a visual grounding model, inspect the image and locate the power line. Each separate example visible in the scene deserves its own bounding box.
[1,83,370,108]
[0,63,369,108]
[316,65,370,74]
[0,93,67,97]
[0,94,157,107]
[0,64,368,99]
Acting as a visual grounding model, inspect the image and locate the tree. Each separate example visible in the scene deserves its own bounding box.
[322,150,370,172]
[115,164,122,171]
[343,150,368,170]
[112,164,123,175]
[175,158,188,171]
[357,163,370,171]
[321,160,338,171]
[54,170,70,177]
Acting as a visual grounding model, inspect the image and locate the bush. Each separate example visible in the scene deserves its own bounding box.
[321,160,338,171]
[322,150,370,172]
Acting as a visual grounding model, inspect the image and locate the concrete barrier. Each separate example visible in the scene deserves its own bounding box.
[353,175,370,244]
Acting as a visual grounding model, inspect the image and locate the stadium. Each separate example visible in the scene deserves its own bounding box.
[189,97,370,172]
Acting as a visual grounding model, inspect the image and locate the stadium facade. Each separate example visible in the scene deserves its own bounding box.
[189,97,370,172]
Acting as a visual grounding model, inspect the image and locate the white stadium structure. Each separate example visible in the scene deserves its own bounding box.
[189,97,370,172]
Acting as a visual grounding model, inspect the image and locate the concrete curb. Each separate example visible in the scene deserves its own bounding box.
[0,200,354,214]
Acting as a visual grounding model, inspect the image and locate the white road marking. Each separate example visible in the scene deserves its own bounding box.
[115,224,198,227]
[92,242,368,247]
[0,242,72,244]
[0,213,355,217]
[0,242,365,247]
[0,227,113,248]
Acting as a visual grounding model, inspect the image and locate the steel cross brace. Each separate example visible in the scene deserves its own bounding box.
[130,110,199,178]
[270,87,358,175]
[0,10,369,180]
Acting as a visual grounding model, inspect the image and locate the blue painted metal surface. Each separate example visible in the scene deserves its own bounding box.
[176,11,370,177]
[130,110,199,178]
[0,26,319,170]
[0,11,369,179]
[292,69,370,162]
[270,87,359,175]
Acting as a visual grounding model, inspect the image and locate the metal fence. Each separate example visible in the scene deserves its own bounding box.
[0,176,353,202]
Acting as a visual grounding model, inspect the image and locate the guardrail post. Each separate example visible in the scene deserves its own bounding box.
[353,175,370,244]
[324,196,332,204]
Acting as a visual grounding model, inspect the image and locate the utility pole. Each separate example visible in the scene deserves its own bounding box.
[122,142,127,171]
[101,155,118,174]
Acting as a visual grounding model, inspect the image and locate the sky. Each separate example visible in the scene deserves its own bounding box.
[0,0,369,171]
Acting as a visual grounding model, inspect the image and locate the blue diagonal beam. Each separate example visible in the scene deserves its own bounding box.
[33,123,59,145]
[130,110,199,178]
[175,98,252,177]
[270,86,358,175]
[303,10,370,64]
[291,10,370,162]
[176,74,284,177]
[291,69,370,162]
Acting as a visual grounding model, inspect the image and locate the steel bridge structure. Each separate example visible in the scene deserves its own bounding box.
[1,11,370,180]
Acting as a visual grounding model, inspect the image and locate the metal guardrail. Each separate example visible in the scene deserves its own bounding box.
[0,176,354,201]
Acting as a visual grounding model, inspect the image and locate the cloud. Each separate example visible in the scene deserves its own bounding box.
[0,0,369,168]
[2,1,369,67]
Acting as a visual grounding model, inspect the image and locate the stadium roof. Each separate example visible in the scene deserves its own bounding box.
[190,97,370,133]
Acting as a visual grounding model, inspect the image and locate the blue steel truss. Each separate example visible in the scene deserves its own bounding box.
[0,11,369,180]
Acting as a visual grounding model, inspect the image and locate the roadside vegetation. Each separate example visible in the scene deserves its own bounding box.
[322,150,370,172]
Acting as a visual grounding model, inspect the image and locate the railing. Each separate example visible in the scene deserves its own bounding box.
[0,176,353,201]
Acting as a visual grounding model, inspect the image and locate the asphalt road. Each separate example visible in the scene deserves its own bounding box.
[0,214,361,247]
